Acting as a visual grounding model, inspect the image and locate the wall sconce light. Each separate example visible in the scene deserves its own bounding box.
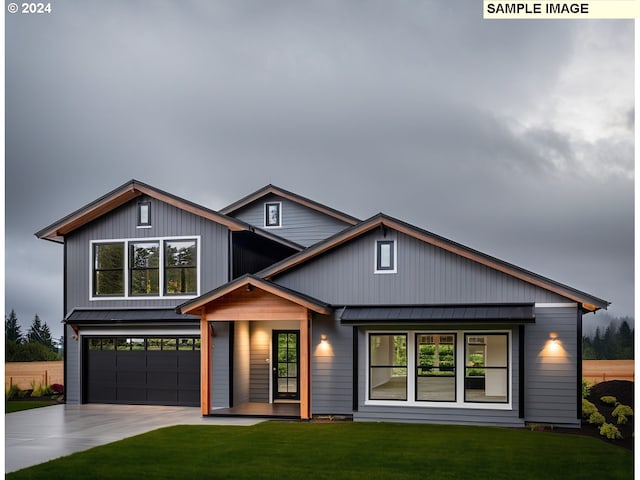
[246,284,253,292]
[320,334,328,343]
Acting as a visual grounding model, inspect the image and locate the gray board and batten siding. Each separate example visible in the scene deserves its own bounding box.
[64,195,230,311]
[271,228,570,306]
[228,193,354,247]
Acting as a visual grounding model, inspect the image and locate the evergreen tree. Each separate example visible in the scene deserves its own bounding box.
[27,314,44,344]
[5,309,23,343]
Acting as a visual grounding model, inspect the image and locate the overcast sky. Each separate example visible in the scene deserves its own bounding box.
[5,1,634,340]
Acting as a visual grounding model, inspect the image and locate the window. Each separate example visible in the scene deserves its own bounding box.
[93,243,125,296]
[91,237,199,299]
[464,334,508,403]
[416,334,456,402]
[165,240,197,295]
[375,240,396,273]
[129,242,159,295]
[265,202,281,227]
[366,331,511,407]
[369,334,407,400]
[137,202,151,227]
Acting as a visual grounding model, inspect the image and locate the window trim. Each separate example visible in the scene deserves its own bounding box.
[90,235,200,301]
[264,202,282,228]
[374,239,397,274]
[137,201,152,228]
[365,329,512,410]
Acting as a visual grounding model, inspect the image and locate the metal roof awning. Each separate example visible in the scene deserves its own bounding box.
[339,303,536,325]
[65,309,200,324]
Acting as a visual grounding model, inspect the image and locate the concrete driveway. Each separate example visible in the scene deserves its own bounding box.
[5,404,263,473]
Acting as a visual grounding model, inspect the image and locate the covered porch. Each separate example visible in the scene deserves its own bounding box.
[177,274,333,420]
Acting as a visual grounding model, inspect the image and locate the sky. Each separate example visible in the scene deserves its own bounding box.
[4,1,635,341]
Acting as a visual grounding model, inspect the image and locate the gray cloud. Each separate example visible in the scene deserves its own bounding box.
[5,2,633,338]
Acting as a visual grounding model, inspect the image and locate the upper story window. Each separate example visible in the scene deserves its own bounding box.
[91,236,199,299]
[137,202,151,228]
[264,202,282,228]
[375,239,396,273]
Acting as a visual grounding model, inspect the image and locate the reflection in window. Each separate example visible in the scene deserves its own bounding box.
[165,240,197,295]
[130,242,159,295]
[416,334,456,402]
[465,334,508,403]
[93,243,124,296]
[369,334,407,400]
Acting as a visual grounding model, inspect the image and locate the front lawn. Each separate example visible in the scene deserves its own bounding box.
[6,422,632,480]
[5,400,59,413]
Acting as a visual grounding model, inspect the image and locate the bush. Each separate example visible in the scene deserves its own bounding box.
[582,399,598,419]
[588,412,606,425]
[5,383,21,400]
[612,404,633,425]
[51,383,64,395]
[600,396,617,406]
[581,379,591,399]
[599,423,622,440]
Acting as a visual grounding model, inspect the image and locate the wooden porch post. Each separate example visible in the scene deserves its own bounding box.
[299,310,311,419]
[200,312,211,416]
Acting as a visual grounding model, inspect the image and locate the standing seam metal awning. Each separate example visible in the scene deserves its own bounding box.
[339,304,535,325]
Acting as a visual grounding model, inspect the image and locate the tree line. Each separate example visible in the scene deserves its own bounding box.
[5,310,62,361]
[582,317,634,360]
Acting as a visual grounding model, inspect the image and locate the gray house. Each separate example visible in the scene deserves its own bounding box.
[37,180,608,427]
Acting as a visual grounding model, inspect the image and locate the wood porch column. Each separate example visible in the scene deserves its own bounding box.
[200,312,211,416]
[299,311,311,419]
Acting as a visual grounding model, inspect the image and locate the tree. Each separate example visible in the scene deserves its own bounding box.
[5,309,23,343]
[26,314,56,352]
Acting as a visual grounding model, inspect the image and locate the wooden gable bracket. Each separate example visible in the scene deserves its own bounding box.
[70,324,79,340]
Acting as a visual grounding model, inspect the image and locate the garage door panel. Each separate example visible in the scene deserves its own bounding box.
[85,336,200,407]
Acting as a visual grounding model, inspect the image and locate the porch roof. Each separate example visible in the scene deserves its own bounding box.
[339,303,536,325]
[176,274,333,316]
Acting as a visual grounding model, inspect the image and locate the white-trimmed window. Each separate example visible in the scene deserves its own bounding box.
[366,330,511,409]
[264,202,282,228]
[137,202,151,228]
[375,239,396,273]
[91,236,199,299]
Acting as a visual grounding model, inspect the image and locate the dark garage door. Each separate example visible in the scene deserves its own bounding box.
[84,337,200,406]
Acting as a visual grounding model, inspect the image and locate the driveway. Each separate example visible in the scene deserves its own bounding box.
[5,404,263,473]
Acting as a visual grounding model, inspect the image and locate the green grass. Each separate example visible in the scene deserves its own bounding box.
[6,422,632,480]
[5,401,59,413]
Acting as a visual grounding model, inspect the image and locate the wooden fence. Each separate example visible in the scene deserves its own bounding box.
[583,360,634,385]
[5,361,64,391]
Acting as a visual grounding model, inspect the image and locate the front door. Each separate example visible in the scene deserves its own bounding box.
[272,330,300,401]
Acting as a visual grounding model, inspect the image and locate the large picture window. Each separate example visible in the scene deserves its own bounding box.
[367,330,510,407]
[369,334,407,400]
[91,237,199,299]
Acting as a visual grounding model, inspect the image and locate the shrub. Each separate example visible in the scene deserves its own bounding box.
[600,396,617,406]
[599,423,622,440]
[51,383,64,395]
[5,383,21,400]
[582,399,598,419]
[612,404,633,425]
[588,412,605,425]
[581,379,591,399]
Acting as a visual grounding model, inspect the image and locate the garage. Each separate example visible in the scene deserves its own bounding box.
[84,336,200,406]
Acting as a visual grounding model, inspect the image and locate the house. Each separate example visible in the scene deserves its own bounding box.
[36,180,609,427]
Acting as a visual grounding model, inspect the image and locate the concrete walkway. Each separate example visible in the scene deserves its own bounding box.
[5,404,264,473]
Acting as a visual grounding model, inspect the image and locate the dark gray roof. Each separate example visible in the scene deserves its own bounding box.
[339,303,535,325]
[65,309,199,323]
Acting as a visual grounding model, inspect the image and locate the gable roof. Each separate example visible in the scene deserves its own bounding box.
[35,179,302,250]
[219,184,361,226]
[176,273,333,316]
[257,213,610,313]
